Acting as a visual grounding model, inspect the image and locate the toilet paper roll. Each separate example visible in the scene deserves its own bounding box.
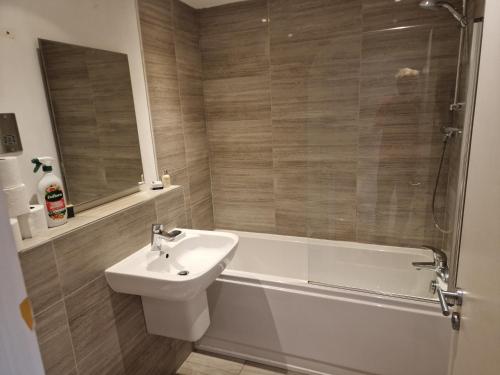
[10,218,23,250]
[0,157,23,189]
[18,205,47,239]
[3,184,30,217]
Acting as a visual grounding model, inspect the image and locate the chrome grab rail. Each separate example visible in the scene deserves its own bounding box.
[437,287,450,316]
[436,286,463,317]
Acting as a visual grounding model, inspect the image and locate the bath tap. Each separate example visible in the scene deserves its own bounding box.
[151,224,182,253]
[412,245,449,282]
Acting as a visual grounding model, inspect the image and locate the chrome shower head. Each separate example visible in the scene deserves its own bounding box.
[419,0,468,27]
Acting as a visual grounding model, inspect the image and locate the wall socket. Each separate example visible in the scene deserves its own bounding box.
[0,114,23,154]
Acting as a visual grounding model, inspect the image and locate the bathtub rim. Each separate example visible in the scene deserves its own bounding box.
[221,229,434,257]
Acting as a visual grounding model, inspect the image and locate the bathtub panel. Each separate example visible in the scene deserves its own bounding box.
[199,278,451,375]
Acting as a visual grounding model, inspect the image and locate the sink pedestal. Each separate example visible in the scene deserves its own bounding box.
[142,291,210,342]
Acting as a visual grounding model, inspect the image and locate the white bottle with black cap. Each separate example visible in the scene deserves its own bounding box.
[32,157,68,228]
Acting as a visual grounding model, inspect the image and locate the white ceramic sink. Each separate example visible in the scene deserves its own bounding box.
[105,229,238,341]
[106,229,238,300]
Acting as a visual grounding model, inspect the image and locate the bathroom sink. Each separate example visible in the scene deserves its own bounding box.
[105,229,238,341]
[106,229,238,301]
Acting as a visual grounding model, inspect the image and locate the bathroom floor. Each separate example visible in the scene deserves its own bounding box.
[176,351,301,375]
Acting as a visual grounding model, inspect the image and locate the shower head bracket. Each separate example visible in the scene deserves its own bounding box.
[450,102,465,111]
[419,0,468,28]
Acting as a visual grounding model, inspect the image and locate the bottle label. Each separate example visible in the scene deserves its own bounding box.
[45,184,66,220]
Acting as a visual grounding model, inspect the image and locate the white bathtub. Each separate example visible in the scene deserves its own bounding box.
[197,231,452,375]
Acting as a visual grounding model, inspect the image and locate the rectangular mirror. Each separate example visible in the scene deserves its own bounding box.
[38,39,143,210]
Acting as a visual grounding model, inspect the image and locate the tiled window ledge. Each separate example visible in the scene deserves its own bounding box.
[18,185,181,253]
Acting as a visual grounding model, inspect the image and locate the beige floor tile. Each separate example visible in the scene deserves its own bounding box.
[239,363,287,375]
[176,352,244,375]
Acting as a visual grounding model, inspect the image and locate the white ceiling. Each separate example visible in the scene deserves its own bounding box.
[180,0,248,9]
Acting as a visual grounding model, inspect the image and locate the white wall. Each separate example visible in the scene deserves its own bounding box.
[0,0,157,201]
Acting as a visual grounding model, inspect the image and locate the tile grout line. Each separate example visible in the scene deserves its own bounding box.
[74,308,145,371]
[265,0,278,235]
[52,199,159,301]
[171,0,193,229]
[354,3,363,243]
[60,268,113,301]
[197,25,217,231]
[50,241,80,375]
[197,8,218,230]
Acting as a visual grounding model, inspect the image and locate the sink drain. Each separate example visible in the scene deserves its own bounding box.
[177,270,189,276]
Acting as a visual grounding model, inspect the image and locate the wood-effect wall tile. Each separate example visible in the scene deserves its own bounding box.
[139,0,186,175]
[19,191,191,375]
[201,0,273,233]
[133,0,462,248]
[65,276,124,364]
[269,0,362,43]
[19,243,62,315]
[191,196,215,230]
[198,0,457,247]
[35,301,77,375]
[174,0,214,229]
[361,0,462,32]
[155,185,188,228]
[53,201,156,295]
[200,0,269,79]
[188,157,212,205]
[65,274,188,375]
[356,22,458,246]
[140,0,214,230]
[268,0,361,239]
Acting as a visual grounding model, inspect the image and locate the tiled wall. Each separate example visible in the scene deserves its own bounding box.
[19,188,191,375]
[138,0,214,230]
[201,0,275,233]
[200,0,461,247]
